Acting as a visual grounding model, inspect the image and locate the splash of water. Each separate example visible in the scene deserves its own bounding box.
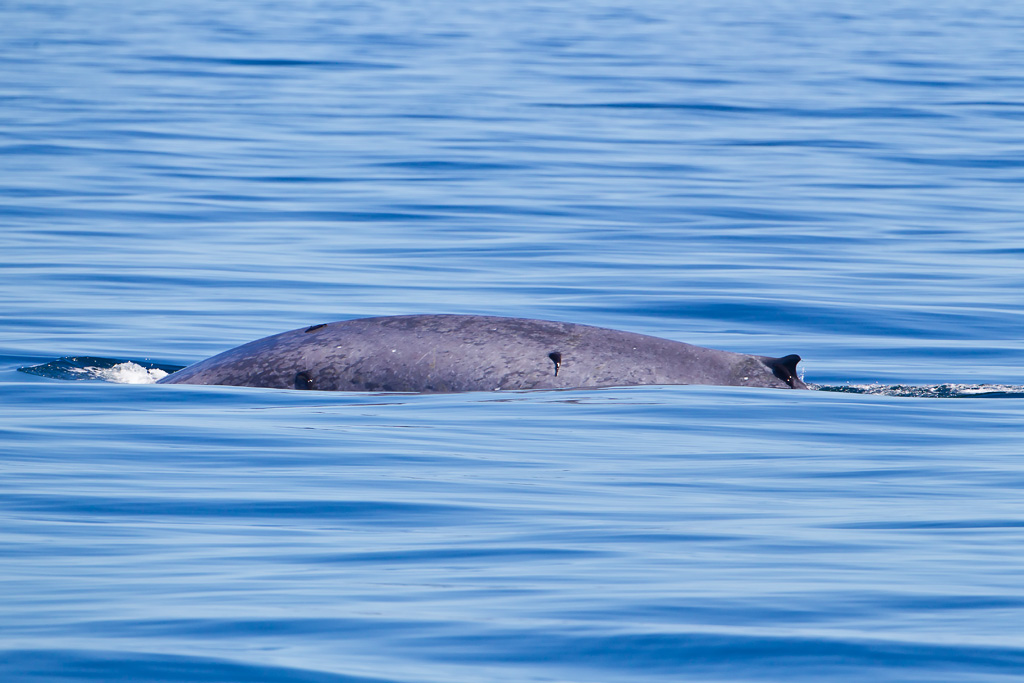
[18,357,184,385]
[814,383,1024,398]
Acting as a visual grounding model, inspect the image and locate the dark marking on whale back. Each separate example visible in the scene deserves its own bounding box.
[305,324,327,333]
[548,351,562,376]
[764,354,803,389]
[295,371,314,390]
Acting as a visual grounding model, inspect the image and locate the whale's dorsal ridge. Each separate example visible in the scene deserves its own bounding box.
[157,315,808,392]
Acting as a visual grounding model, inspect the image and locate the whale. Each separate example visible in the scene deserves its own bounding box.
[156,314,807,392]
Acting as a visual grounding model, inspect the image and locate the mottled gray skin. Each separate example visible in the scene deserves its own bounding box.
[157,315,807,392]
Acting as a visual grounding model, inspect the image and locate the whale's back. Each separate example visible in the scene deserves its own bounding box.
[157,315,805,392]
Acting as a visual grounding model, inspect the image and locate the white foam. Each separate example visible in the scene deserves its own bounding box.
[950,383,1024,395]
[816,383,1024,398]
[94,362,168,384]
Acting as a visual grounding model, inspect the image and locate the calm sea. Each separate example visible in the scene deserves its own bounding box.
[3,1,1024,681]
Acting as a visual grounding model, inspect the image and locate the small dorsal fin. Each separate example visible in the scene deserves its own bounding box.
[763,354,806,389]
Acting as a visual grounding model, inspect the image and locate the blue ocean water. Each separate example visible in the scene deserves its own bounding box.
[3,1,1024,681]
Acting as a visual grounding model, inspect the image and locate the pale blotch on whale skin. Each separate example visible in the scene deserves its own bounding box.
[156,314,807,393]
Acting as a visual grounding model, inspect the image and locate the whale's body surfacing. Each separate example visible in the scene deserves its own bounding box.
[156,315,807,392]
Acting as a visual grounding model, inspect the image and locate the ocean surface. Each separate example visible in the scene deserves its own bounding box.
[3,1,1024,681]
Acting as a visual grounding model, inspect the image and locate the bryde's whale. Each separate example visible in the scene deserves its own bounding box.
[156,315,807,392]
